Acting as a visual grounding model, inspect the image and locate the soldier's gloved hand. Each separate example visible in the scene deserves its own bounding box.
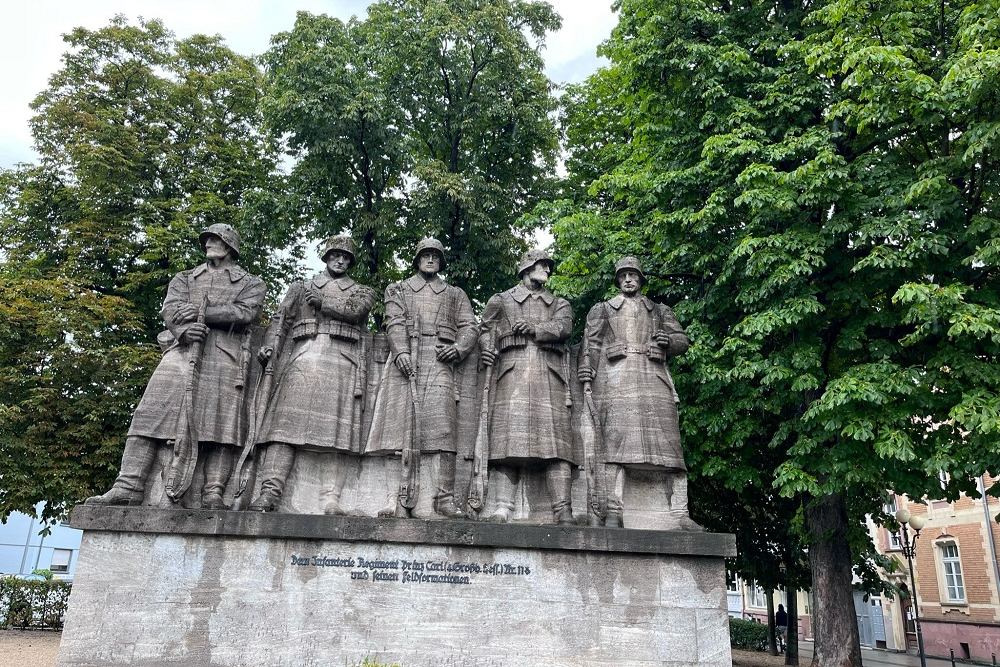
[257,345,274,365]
[395,352,414,377]
[512,319,535,336]
[654,330,672,350]
[578,366,595,383]
[304,285,322,309]
[436,344,460,362]
[172,303,198,324]
[480,348,497,367]
[181,323,209,344]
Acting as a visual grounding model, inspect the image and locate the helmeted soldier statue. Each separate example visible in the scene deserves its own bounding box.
[248,236,376,513]
[87,224,266,509]
[479,249,577,525]
[365,238,477,518]
[578,256,699,529]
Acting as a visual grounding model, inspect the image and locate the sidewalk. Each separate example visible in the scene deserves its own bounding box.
[787,641,993,667]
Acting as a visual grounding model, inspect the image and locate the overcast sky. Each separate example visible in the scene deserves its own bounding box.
[0,0,617,169]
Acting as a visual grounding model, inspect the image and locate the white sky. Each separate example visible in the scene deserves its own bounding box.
[0,0,616,169]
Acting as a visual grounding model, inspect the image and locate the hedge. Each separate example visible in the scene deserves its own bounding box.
[730,617,769,651]
[0,576,72,629]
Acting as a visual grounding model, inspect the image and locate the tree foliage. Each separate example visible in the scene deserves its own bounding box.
[264,0,562,307]
[0,17,296,523]
[547,0,1000,662]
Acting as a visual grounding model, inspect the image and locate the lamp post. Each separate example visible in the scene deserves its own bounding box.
[895,507,928,667]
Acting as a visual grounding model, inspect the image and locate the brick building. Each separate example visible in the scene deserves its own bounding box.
[873,477,1000,661]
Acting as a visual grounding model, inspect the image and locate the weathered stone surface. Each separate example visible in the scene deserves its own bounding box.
[59,508,734,667]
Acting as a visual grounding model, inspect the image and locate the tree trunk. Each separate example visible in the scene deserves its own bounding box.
[807,493,862,667]
[767,587,778,655]
[786,588,799,666]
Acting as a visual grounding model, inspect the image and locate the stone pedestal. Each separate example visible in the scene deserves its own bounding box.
[58,507,735,667]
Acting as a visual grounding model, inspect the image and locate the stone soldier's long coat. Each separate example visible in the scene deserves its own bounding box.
[128,263,266,445]
[365,275,477,455]
[479,285,577,465]
[579,295,689,470]
[258,273,375,452]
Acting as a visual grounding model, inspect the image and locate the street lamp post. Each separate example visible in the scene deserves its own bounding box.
[895,508,928,667]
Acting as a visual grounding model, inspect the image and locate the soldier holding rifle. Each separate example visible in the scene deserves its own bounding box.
[365,238,477,519]
[578,256,698,529]
[247,236,375,513]
[478,249,577,525]
[87,224,265,509]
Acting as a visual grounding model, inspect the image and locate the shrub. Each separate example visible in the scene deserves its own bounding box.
[0,576,72,629]
[730,617,769,651]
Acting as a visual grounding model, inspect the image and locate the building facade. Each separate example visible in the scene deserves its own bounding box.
[873,477,1000,661]
[0,504,82,580]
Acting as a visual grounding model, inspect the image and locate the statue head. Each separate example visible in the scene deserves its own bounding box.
[413,237,446,277]
[320,235,356,276]
[517,248,554,289]
[614,256,645,296]
[199,224,242,260]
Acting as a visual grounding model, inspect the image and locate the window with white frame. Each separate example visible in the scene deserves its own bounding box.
[749,585,769,609]
[884,494,898,515]
[50,548,71,573]
[939,542,966,603]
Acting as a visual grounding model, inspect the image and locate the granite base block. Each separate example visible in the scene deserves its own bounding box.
[58,507,735,667]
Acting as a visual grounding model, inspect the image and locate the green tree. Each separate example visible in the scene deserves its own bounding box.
[264,0,562,307]
[0,17,297,524]
[548,1,1000,664]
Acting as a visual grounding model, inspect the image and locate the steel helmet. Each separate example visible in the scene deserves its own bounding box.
[199,224,242,258]
[517,248,555,276]
[614,256,646,283]
[320,235,356,264]
[413,237,447,270]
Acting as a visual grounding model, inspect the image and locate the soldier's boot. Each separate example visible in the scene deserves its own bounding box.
[432,453,465,519]
[604,463,626,528]
[85,436,158,506]
[547,461,575,526]
[249,444,295,512]
[201,443,234,510]
[667,472,703,531]
[320,452,350,516]
[486,465,518,523]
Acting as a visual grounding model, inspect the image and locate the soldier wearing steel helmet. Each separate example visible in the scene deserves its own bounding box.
[365,237,478,519]
[478,248,577,525]
[87,224,266,509]
[578,256,699,529]
[247,235,376,513]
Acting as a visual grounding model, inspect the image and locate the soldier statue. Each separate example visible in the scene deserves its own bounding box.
[578,256,699,529]
[87,224,266,509]
[479,249,576,525]
[247,236,376,513]
[365,238,477,518]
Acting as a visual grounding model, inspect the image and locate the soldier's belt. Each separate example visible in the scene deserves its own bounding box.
[498,333,563,354]
[606,342,665,362]
[405,319,456,342]
[291,319,362,342]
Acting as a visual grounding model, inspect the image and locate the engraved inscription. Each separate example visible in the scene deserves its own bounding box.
[288,553,532,586]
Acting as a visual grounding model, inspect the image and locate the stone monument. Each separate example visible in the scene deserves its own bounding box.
[579,256,700,530]
[245,235,376,514]
[57,240,735,667]
[85,223,265,510]
[477,249,577,525]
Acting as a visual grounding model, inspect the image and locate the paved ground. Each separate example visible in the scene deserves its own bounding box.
[0,631,990,667]
[736,641,994,667]
[0,629,61,667]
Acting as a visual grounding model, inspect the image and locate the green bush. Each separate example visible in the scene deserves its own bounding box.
[730,617,769,651]
[0,576,72,629]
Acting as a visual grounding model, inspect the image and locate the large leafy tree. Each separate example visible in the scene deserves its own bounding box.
[548,0,1000,665]
[264,0,562,308]
[0,17,298,524]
